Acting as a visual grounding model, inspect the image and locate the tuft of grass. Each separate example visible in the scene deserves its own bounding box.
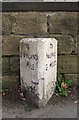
[55,72,73,97]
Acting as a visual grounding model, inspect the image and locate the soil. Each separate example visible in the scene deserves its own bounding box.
[2,86,78,118]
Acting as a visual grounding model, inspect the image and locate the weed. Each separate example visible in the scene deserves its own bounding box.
[55,72,73,97]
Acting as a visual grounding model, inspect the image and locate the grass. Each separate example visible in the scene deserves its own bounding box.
[55,72,73,97]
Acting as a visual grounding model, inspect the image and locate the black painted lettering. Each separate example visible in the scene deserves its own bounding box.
[46,52,56,58]
[33,54,38,60]
[50,60,56,67]
[50,43,53,49]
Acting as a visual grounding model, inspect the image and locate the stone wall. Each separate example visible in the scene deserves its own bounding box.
[2,12,78,88]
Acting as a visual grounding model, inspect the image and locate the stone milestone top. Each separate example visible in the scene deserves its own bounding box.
[20,38,57,43]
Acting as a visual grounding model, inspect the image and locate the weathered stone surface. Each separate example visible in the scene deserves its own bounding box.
[50,35,73,54]
[2,75,19,89]
[49,12,77,35]
[20,38,57,107]
[2,57,10,75]
[58,55,77,74]
[2,13,12,35]
[2,35,28,55]
[10,57,19,74]
[12,13,47,34]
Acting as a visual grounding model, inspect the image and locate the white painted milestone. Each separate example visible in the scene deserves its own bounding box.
[20,38,57,107]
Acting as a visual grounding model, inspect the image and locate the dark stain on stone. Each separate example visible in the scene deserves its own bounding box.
[46,52,56,58]
[41,78,44,80]
[24,53,25,57]
[26,61,29,67]
[26,44,29,49]
[46,54,50,58]
[46,64,48,71]
[31,64,34,70]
